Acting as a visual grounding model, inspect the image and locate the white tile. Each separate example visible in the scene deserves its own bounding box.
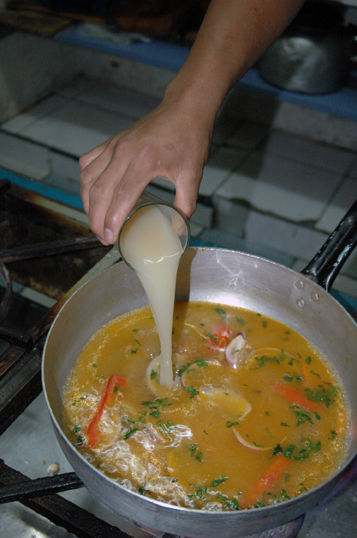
[76,80,160,119]
[200,147,247,196]
[58,75,95,98]
[0,131,49,179]
[50,150,80,180]
[348,158,357,180]
[226,121,269,150]
[244,210,328,262]
[316,178,357,232]
[262,130,355,174]
[18,101,134,156]
[21,287,57,308]
[190,202,214,228]
[216,151,341,222]
[1,96,68,133]
[213,198,249,237]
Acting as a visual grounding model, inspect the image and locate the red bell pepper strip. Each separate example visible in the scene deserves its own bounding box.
[87,375,127,448]
[244,455,288,507]
[271,381,321,412]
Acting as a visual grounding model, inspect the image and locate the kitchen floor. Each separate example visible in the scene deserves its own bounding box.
[0,72,357,538]
[0,74,357,302]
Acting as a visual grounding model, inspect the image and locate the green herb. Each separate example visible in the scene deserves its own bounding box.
[130,349,137,354]
[141,397,173,417]
[188,486,207,500]
[284,373,303,382]
[217,494,240,510]
[186,385,199,399]
[265,411,270,416]
[226,420,239,428]
[157,421,175,436]
[262,320,268,328]
[235,316,246,325]
[177,359,208,376]
[92,363,97,368]
[328,430,337,440]
[305,383,337,408]
[75,435,83,447]
[133,337,142,346]
[214,307,226,317]
[276,438,321,461]
[190,443,203,462]
[113,385,119,392]
[305,356,312,364]
[150,369,157,379]
[289,405,314,426]
[310,370,320,377]
[207,333,218,343]
[124,427,138,440]
[251,355,280,369]
[138,486,146,495]
[210,476,228,487]
[280,422,290,427]
[71,400,77,406]
[73,425,81,433]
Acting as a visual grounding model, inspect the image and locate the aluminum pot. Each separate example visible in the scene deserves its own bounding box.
[42,203,357,538]
[258,1,355,94]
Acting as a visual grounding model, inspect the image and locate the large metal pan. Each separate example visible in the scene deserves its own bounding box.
[42,202,357,537]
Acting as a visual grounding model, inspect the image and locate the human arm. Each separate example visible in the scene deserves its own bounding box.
[80,0,305,245]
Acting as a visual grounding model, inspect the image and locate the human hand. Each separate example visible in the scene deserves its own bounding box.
[79,93,213,245]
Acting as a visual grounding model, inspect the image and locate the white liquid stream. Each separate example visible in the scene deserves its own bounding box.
[120,205,184,386]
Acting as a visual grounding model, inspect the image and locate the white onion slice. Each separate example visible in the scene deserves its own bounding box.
[232,427,272,451]
[225,332,249,369]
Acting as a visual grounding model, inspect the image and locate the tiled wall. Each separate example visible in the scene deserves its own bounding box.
[0,33,356,299]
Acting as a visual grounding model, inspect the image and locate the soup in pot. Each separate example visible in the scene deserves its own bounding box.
[63,301,349,511]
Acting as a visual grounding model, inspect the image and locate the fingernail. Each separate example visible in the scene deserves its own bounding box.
[104,228,114,244]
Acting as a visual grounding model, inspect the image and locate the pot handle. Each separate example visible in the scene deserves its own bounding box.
[301,200,357,291]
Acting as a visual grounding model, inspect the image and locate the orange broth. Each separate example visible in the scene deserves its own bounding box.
[63,301,349,510]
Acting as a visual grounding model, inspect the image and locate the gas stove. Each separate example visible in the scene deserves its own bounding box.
[0,178,356,538]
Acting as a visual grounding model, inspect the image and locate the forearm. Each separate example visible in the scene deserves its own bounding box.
[165,0,305,121]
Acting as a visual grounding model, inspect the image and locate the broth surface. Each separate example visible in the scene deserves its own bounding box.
[63,301,349,510]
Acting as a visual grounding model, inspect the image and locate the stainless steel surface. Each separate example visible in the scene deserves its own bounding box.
[258,30,351,94]
[42,247,357,538]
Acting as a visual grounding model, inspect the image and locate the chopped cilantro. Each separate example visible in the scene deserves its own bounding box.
[305,383,337,408]
[186,385,199,399]
[226,420,240,428]
[150,369,157,379]
[75,435,83,447]
[190,443,203,462]
[124,427,138,440]
[235,316,246,325]
[210,476,228,487]
[73,425,81,433]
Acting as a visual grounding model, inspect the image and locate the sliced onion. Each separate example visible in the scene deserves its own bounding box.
[232,427,272,451]
[225,332,250,369]
[200,386,252,420]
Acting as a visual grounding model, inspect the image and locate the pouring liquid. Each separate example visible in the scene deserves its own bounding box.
[119,205,184,386]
